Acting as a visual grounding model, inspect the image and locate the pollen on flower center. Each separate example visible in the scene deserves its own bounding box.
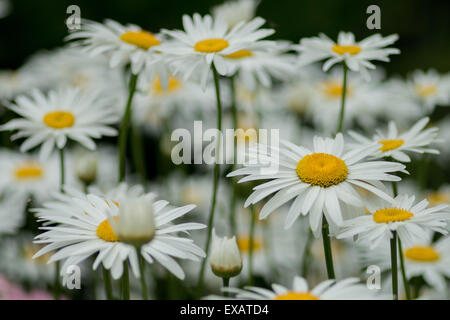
[372,208,413,223]
[415,84,437,97]
[379,139,404,152]
[225,49,253,59]
[43,111,75,129]
[332,44,361,55]
[274,292,320,300]
[194,38,229,53]
[237,236,263,253]
[296,153,348,188]
[404,246,440,262]
[96,217,119,242]
[151,75,181,95]
[14,163,43,180]
[120,31,161,50]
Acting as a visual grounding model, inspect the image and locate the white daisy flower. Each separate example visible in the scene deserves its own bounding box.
[305,67,387,133]
[160,14,275,89]
[408,69,450,113]
[295,32,399,79]
[0,68,39,100]
[33,190,206,280]
[0,193,26,235]
[348,117,440,162]
[337,194,450,249]
[66,19,168,78]
[227,133,406,235]
[0,149,64,203]
[223,276,386,300]
[0,87,119,160]
[212,0,260,28]
[222,41,296,91]
[403,236,450,292]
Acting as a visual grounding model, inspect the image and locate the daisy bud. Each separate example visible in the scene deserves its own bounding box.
[75,153,98,185]
[210,229,242,279]
[113,196,156,247]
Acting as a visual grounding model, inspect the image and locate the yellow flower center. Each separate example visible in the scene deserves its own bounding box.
[225,49,253,59]
[415,84,437,97]
[237,236,263,253]
[378,139,404,152]
[372,208,413,223]
[194,38,229,53]
[14,163,43,180]
[151,75,181,95]
[426,192,450,206]
[332,44,361,55]
[120,31,161,50]
[274,292,320,300]
[296,153,348,188]
[96,217,119,242]
[405,246,440,262]
[43,111,75,129]
[322,81,352,99]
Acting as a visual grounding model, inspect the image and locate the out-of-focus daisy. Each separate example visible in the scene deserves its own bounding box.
[66,19,167,77]
[410,69,450,111]
[71,145,118,189]
[0,149,62,203]
[223,41,296,91]
[305,67,386,133]
[0,88,119,160]
[0,234,55,285]
[160,14,274,88]
[295,32,399,79]
[0,0,10,19]
[348,117,440,162]
[33,190,206,280]
[403,236,450,291]
[212,0,259,28]
[222,276,386,300]
[0,69,38,100]
[426,185,450,207]
[228,133,405,235]
[0,194,26,235]
[337,194,450,248]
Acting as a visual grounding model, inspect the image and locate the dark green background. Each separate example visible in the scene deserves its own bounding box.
[1,0,449,74]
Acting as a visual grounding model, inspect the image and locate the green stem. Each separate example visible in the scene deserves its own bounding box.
[53,148,66,300]
[103,268,113,300]
[390,231,398,300]
[248,205,256,285]
[197,65,223,291]
[336,63,348,133]
[392,181,398,197]
[398,238,411,300]
[119,73,139,182]
[229,75,238,236]
[130,125,147,185]
[222,277,230,297]
[121,261,130,300]
[138,252,148,300]
[321,217,336,279]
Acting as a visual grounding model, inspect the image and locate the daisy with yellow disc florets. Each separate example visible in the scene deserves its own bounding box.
[220,276,387,300]
[228,133,405,235]
[160,13,275,89]
[33,189,206,299]
[348,117,440,163]
[0,88,118,160]
[295,31,400,79]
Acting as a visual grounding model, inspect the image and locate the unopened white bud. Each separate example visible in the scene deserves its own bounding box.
[210,229,243,278]
[75,153,98,185]
[112,195,156,247]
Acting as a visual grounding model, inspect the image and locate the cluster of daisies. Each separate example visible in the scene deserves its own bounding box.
[0,0,450,301]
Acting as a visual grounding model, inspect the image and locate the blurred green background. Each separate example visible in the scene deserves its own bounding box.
[1,0,449,74]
